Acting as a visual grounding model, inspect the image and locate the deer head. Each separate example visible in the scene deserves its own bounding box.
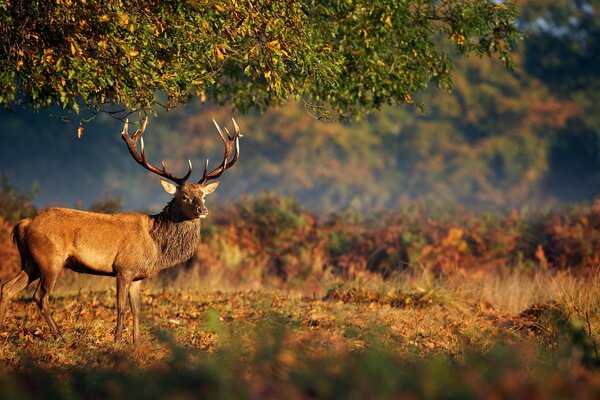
[121,118,242,220]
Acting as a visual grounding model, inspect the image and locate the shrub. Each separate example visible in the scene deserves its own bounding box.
[0,174,38,222]
[88,198,123,214]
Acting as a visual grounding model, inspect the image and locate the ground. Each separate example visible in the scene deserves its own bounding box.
[1,269,599,398]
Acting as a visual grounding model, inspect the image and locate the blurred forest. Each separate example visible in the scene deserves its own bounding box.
[0,0,598,213]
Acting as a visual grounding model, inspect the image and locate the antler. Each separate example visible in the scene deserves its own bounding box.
[121,118,193,186]
[198,118,242,184]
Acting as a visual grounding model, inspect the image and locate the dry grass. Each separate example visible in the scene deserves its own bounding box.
[1,266,599,398]
[1,267,598,365]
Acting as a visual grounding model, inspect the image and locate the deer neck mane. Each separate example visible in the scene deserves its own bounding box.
[149,199,201,270]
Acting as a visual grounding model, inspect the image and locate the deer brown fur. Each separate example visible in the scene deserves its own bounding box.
[0,118,241,343]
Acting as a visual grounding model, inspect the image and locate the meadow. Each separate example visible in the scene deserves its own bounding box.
[0,0,598,397]
[0,194,599,398]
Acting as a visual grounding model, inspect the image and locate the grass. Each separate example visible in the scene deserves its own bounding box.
[1,267,599,398]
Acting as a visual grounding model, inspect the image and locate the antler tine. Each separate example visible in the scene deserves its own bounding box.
[181,159,193,182]
[212,119,229,144]
[232,117,243,138]
[121,119,192,185]
[198,119,242,184]
[227,117,241,168]
[201,159,210,182]
[132,117,148,141]
[122,118,129,136]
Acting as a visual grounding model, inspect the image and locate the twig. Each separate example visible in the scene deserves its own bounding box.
[585,310,599,359]
[411,298,420,342]
[75,288,84,323]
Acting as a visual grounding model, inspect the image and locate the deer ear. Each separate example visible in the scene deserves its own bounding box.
[160,180,177,194]
[202,182,219,194]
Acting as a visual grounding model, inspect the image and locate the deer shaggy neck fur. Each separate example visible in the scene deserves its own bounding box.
[150,199,201,271]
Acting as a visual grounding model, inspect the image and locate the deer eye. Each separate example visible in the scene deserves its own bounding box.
[181,195,191,202]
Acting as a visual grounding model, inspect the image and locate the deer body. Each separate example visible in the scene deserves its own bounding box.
[14,205,201,279]
[0,118,241,343]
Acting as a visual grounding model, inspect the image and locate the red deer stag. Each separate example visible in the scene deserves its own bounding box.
[0,118,241,343]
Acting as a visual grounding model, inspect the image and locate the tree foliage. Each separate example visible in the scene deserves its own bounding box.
[519,0,600,200]
[1,0,597,211]
[0,0,520,117]
[520,0,600,93]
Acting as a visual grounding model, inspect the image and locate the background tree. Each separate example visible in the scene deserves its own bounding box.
[520,0,600,201]
[0,0,519,118]
[1,0,598,212]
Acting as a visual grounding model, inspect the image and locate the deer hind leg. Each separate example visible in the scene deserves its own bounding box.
[0,265,40,328]
[129,280,142,344]
[33,270,61,339]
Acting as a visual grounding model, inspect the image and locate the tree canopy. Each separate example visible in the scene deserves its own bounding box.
[3,0,598,211]
[0,0,519,117]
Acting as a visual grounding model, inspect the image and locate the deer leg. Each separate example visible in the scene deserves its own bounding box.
[0,270,39,328]
[129,280,142,344]
[33,272,61,339]
[115,275,132,342]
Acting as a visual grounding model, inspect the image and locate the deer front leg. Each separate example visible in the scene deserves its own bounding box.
[128,280,142,344]
[115,274,132,342]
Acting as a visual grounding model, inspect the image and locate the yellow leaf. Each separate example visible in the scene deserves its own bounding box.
[98,15,110,23]
[117,12,129,26]
[215,47,224,61]
[421,245,433,256]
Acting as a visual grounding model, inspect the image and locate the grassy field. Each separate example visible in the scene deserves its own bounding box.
[1,196,600,397]
[1,267,600,398]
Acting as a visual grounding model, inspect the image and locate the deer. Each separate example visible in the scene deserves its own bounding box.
[0,117,242,343]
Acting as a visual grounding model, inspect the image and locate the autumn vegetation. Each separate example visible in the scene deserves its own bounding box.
[0,0,519,116]
[1,179,600,397]
[1,0,600,398]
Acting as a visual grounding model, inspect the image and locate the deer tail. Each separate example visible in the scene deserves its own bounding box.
[11,220,28,246]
